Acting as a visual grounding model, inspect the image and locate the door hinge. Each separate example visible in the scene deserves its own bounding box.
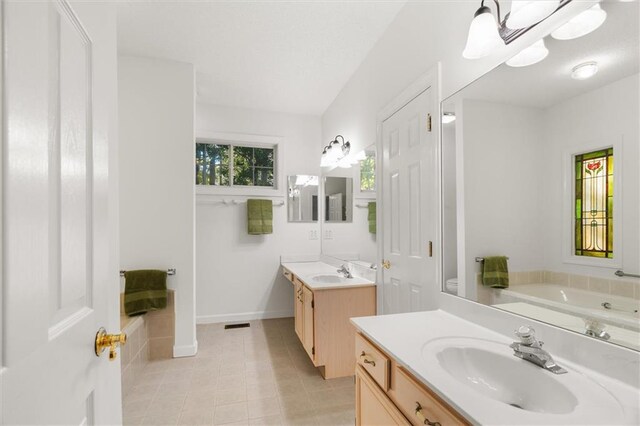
[312,347,315,355]
[428,241,433,257]
[427,113,432,132]
[311,300,314,309]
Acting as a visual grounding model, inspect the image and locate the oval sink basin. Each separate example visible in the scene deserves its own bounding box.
[310,274,350,284]
[436,345,577,414]
[421,337,625,422]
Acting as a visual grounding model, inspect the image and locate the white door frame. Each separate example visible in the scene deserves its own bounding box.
[375,64,441,314]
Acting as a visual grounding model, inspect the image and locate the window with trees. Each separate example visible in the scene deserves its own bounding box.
[360,152,376,192]
[195,141,275,188]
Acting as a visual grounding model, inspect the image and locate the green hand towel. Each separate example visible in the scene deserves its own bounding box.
[124,270,167,316]
[368,202,376,234]
[482,256,509,288]
[247,199,273,235]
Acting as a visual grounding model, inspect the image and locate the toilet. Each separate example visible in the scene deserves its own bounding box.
[445,278,459,295]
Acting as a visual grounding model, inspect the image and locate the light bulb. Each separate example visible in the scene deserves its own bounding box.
[462,6,504,59]
[507,1,560,29]
[506,39,549,67]
[571,62,598,80]
[442,113,456,124]
[551,4,607,40]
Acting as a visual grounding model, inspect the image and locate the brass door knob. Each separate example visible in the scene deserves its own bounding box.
[382,260,391,269]
[95,327,127,361]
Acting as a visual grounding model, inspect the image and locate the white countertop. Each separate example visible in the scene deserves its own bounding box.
[351,310,640,425]
[281,261,375,290]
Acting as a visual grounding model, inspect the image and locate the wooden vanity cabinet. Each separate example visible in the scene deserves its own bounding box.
[356,333,469,426]
[282,266,376,379]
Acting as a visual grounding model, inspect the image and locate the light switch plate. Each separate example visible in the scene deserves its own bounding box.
[308,230,318,240]
[324,230,333,240]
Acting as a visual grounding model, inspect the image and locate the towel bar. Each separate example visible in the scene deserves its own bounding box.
[615,270,640,279]
[475,257,509,263]
[120,268,176,277]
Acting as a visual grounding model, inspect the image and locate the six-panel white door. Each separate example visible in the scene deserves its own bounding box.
[1,1,120,424]
[381,88,437,314]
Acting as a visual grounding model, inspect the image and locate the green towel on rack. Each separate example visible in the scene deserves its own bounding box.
[482,256,509,288]
[247,199,273,235]
[124,270,167,316]
[368,202,376,234]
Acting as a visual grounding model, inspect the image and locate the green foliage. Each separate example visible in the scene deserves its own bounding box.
[360,153,376,192]
[196,143,274,187]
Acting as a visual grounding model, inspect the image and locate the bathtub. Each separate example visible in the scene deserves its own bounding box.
[492,284,640,331]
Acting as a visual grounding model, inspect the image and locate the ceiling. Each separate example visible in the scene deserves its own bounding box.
[446,1,639,110]
[117,0,407,115]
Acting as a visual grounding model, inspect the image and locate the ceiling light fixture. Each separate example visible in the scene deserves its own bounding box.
[571,61,598,80]
[442,113,457,124]
[320,135,351,168]
[507,1,560,29]
[506,38,549,67]
[551,3,607,40]
[463,0,505,59]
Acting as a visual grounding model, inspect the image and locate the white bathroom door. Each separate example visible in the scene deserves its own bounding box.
[1,1,121,424]
[381,87,437,314]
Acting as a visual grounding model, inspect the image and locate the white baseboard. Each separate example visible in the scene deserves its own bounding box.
[197,309,293,324]
[173,341,198,358]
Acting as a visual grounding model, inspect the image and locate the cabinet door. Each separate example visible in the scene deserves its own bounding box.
[294,282,303,341]
[302,286,315,359]
[356,366,410,426]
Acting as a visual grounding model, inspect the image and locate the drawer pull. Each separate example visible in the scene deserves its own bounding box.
[360,351,376,367]
[415,402,441,426]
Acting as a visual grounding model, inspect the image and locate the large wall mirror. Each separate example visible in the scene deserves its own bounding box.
[287,175,319,222]
[441,1,639,351]
[321,146,377,266]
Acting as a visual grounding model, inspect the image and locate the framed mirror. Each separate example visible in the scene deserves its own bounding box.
[287,175,319,222]
[323,177,353,223]
[441,1,639,351]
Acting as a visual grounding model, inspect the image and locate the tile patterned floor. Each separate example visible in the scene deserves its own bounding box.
[123,318,355,425]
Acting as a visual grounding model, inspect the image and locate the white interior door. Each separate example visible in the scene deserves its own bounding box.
[381,88,437,314]
[1,1,120,424]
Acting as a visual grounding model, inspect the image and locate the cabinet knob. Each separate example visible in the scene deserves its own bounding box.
[415,402,441,426]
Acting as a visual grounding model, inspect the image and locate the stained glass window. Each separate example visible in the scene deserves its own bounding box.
[575,148,613,258]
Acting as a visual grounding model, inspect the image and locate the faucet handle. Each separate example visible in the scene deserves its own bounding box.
[514,325,537,345]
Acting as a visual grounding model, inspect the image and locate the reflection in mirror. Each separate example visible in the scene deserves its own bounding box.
[321,146,377,265]
[441,1,639,351]
[323,177,353,222]
[287,175,318,222]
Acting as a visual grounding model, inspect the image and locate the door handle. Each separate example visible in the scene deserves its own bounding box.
[382,260,391,269]
[95,327,127,361]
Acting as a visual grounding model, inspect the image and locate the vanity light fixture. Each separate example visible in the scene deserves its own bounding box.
[320,135,351,168]
[507,1,561,29]
[442,112,457,124]
[462,0,505,59]
[571,61,598,80]
[506,38,549,67]
[551,3,607,40]
[463,0,570,59]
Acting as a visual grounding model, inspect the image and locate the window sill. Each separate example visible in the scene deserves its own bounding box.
[196,185,284,198]
[562,255,621,269]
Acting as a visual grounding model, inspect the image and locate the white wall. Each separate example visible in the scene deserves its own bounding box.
[118,56,196,356]
[195,104,321,323]
[320,0,596,310]
[459,99,545,300]
[541,73,640,279]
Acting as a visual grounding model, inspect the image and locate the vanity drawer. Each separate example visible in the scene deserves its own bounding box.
[393,366,467,426]
[282,267,294,283]
[356,333,390,391]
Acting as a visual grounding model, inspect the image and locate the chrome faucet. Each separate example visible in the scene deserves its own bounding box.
[509,326,567,374]
[584,318,611,341]
[337,264,353,278]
